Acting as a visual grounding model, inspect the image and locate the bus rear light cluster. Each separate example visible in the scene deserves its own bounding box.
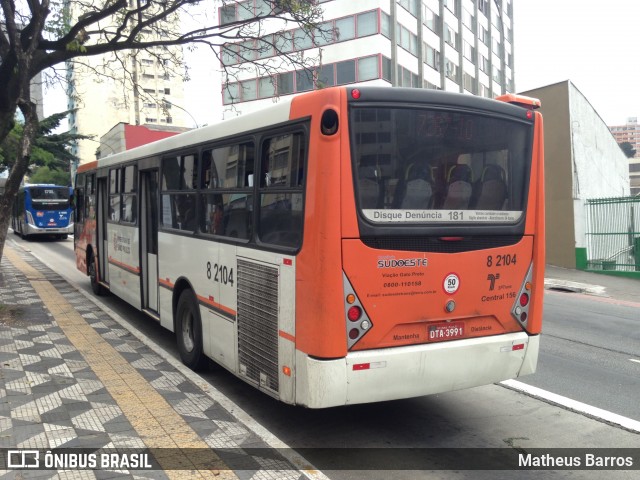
[343,273,373,349]
[512,264,533,328]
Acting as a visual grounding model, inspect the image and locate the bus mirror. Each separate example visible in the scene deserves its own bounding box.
[321,109,339,136]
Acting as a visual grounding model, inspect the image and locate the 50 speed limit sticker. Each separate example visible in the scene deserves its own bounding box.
[443,273,460,295]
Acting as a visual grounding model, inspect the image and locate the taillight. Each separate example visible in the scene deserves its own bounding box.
[512,264,533,329]
[343,273,373,349]
[347,306,362,321]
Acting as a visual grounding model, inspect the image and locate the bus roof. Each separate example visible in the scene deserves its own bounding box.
[86,96,295,171]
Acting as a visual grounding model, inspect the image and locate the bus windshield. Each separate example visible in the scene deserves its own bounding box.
[351,107,533,224]
[28,186,71,210]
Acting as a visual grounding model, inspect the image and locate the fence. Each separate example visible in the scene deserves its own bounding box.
[584,196,640,277]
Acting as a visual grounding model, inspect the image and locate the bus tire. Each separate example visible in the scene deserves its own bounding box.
[58,234,68,240]
[88,253,105,296]
[176,289,207,371]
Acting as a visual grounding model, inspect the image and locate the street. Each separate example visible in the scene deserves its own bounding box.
[8,234,640,479]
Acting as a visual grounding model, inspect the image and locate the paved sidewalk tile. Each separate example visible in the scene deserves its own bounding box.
[0,246,310,480]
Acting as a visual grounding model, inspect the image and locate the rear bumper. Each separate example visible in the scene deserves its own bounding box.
[295,332,539,408]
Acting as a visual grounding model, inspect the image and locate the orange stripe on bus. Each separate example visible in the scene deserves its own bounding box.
[108,257,140,275]
[279,330,295,343]
[196,294,237,318]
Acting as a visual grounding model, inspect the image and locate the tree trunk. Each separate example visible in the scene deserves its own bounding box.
[0,101,39,263]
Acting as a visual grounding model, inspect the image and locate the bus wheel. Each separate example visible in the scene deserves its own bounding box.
[58,234,68,240]
[176,289,207,371]
[88,254,104,296]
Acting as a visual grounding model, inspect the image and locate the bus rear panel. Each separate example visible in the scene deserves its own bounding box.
[292,87,544,407]
[12,184,74,239]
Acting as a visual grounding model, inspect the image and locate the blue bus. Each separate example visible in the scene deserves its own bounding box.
[11,184,74,240]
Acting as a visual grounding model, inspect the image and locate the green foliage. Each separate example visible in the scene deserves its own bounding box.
[28,165,71,185]
[0,111,90,174]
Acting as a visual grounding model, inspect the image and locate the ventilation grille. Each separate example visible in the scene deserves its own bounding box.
[237,259,279,395]
[361,235,523,253]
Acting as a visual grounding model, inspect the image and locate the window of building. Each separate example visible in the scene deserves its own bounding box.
[424,44,440,71]
[223,83,240,105]
[293,28,314,50]
[445,59,459,82]
[463,73,476,93]
[381,11,390,38]
[296,69,314,92]
[462,9,475,32]
[356,11,377,37]
[424,6,439,31]
[445,24,458,49]
[463,41,475,61]
[358,56,378,82]
[337,60,356,84]
[277,72,294,95]
[274,31,294,53]
[317,64,336,87]
[259,76,276,98]
[241,79,257,101]
[335,16,355,41]
[399,0,419,17]
[397,24,418,55]
[314,21,334,46]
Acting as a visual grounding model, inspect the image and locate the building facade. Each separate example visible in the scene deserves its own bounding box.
[65,3,190,173]
[219,0,514,118]
[521,81,631,269]
[609,117,640,196]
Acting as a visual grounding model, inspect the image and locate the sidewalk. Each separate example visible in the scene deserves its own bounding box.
[544,264,640,304]
[1,243,638,478]
[0,243,317,479]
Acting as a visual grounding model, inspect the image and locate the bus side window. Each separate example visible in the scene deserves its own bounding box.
[258,132,306,248]
[75,188,84,223]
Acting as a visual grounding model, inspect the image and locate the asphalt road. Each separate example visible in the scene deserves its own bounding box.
[9,234,640,480]
[519,289,640,421]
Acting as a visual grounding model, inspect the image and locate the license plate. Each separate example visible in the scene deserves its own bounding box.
[428,322,464,341]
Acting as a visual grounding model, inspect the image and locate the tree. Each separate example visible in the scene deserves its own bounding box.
[619,142,637,159]
[28,166,72,185]
[0,111,88,178]
[0,0,322,262]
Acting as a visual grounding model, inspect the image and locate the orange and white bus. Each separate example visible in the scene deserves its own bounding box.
[74,86,544,408]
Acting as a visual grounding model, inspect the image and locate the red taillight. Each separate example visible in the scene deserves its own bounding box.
[349,328,360,340]
[351,89,361,99]
[519,293,529,307]
[347,306,362,322]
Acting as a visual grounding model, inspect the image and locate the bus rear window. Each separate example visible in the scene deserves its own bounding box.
[29,187,70,210]
[350,107,533,224]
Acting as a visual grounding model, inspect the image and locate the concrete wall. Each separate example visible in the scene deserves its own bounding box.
[521,81,630,269]
[520,82,575,268]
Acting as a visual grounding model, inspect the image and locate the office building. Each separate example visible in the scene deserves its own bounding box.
[609,117,640,196]
[65,3,189,172]
[219,0,514,118]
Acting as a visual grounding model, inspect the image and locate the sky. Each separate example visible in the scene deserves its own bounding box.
[44,1,640,129]
[513,0,640,126]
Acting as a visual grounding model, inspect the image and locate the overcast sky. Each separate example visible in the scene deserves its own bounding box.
[513,0,640,126]
[46,1,640,129]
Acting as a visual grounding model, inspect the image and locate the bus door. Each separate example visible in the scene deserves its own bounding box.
[140,170,159,314]
[97,177,109,285]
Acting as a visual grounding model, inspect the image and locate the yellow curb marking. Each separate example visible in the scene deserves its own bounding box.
[5,246,236,480]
